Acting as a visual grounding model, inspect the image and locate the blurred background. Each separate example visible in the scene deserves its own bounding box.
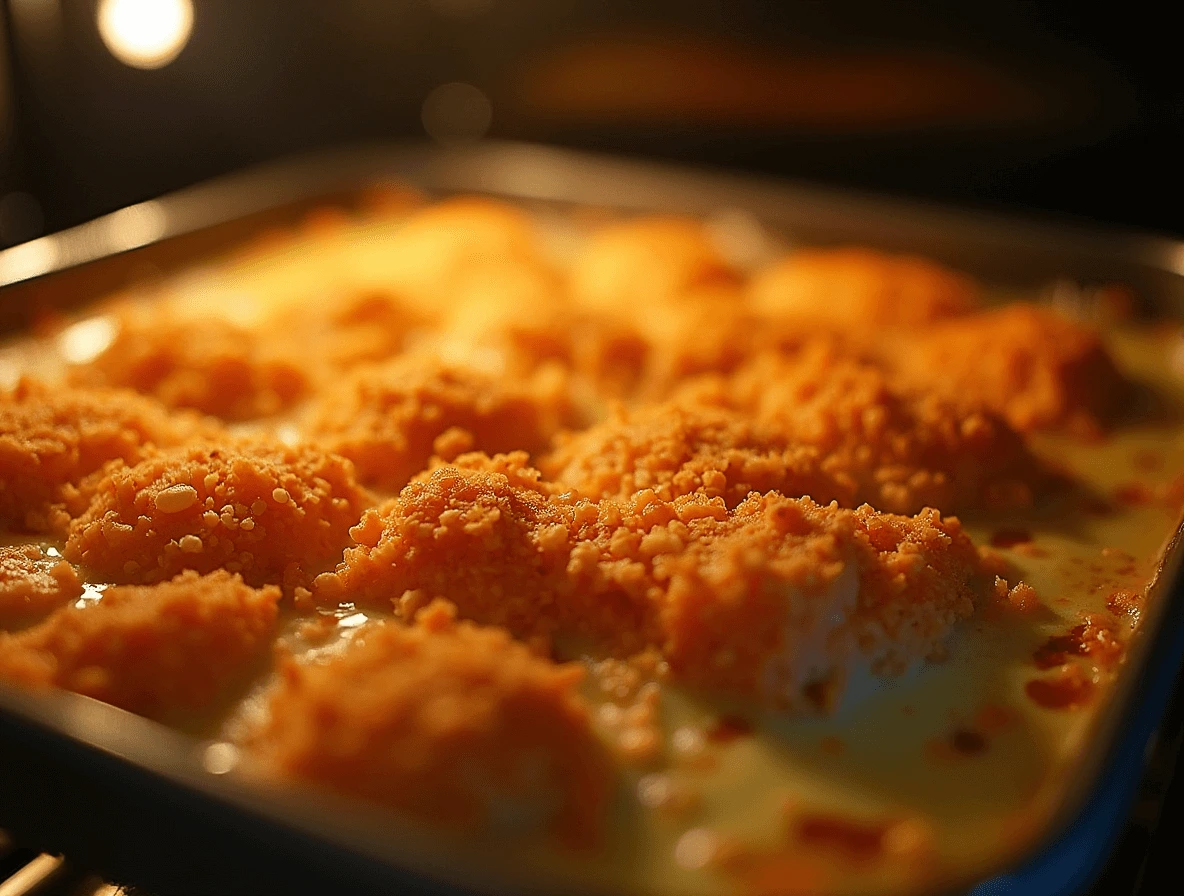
[1,0,1182,250]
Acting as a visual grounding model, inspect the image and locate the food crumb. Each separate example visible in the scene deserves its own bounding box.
[1006,582,1039,612]
[1107,588,1143,624]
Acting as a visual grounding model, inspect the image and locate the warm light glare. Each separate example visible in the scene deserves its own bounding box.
[97,0,194,70]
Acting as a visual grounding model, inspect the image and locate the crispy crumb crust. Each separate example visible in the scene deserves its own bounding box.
[248,600,612,847]
[612,283,760,401]
[311,454,648,649]
[886,306,1127,435]
[68,310,310,421]
[570,217,738,314]
[364,197,542,309]
[722,347,1042,512]
[304,355,568,491]
[660,496,980,707]
[64,443,368,589]
[555,344,1041,514]
[542,402,846,509]
[316,456,984,705]
[275,289,424,372]
[749,247,979,330]
[0,570,279,718]
[0,379,223,533]
[0,544,82,629]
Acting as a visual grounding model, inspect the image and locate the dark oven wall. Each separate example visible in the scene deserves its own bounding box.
[1,0,1181,247]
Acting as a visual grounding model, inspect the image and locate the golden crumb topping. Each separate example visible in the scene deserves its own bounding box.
[0,570,278,719]
[659,495,980,709]
[68,310,310,421]
[0,544,82,629]
[304,355,568,491]
[542,402,846,509]
[249,600,611,847]
[570,217,738,314]
[317,455,986,707]
[886,305,1127,435]
[749,247,979,330]
[312,456,613,645]
[65,443,367,589]
[610,344,1042,514]
[360,197,543,311]
[0,379,222,533]
[724,347,1041,511]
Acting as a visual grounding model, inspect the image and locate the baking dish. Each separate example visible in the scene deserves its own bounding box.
[2,141,1183,896]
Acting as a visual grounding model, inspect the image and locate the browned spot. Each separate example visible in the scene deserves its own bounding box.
[1025,667,1095,710]
[1114,482,1155,506]
[1107,588,1143,624]
[794,813,889,861]
[949,728,988,755]
[990,528,1032,548]
[708,714,755,743]
[1033,616,1123,671]
[1033,635,1074,670]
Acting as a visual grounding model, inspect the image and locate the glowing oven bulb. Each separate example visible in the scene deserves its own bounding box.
[97,0,194,70]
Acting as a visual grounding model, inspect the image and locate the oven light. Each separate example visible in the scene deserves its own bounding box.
[97,0,194,70]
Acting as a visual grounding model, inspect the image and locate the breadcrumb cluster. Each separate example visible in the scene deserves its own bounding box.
[0,196,1130,845]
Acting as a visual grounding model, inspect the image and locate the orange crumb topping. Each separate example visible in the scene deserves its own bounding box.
[69,310,309,421]
[749,247,979,330]
[249,600,611,847]
[304,355,565,491]
[311,454,646,648]
[65,443,367,589]
[669,344,1041,513]
[887,305,1126,435]
[318,454,985,707]
[542,402,846,509]
[570,216,738,315]
[0,379,222,533]
[660,496,981,708]
[0,569,278,718]
[0,544,82,629]
[373,197,541,308]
